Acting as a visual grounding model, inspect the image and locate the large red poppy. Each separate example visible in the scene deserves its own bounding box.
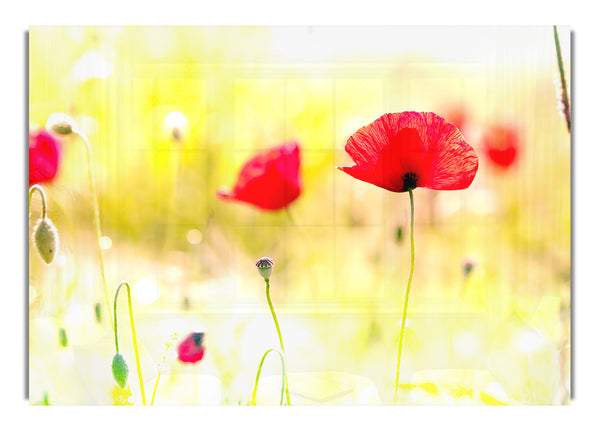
[177,332,206,364]
[217,141,302,211]
[338,112,478,192]
[29,129,61,186]
[483,125,519,169]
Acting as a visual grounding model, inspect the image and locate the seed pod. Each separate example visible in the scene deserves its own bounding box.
[32,217,59,264]
[111,353,129,389]
[255,257,274,281]
[46,112,76,135]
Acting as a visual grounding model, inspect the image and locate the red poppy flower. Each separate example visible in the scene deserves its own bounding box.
[177,332,206,364]
[338,112,478,192]
[483,125,519,169]
[217,141,302,211]
[29,129,62,186]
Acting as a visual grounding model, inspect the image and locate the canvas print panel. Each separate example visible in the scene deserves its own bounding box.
[28,26,570,405]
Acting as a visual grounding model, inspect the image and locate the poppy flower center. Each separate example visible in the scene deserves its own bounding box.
[401,172,418,191]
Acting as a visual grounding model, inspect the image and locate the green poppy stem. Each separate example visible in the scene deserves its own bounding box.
[393,188,415,405]
[265,279,291,405]
[250,348,286,405]
[553,25,571,133]
[73,128,113,330]
[113,281,147,405]
[29,184,47,220]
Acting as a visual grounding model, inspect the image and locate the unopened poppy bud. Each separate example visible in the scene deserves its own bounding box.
[255,257,274,281]
[111,353,129,389]
[46,112,77,135]
[396,226,403,242]
[32,217,59,264]
[94,302,102,323]
[59,328,68,348]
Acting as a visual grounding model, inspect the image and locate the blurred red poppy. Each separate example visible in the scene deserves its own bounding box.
[177,332,205,364]
[483,125,519,169]
[217,141,302,210]
[29,129,61,186]
[338,112,478,192]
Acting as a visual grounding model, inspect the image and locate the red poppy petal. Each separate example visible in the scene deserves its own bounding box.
[345,112,424,168]
[373,127,436,191]
[29,130,61,186]
[487,147,517,168]
[424,119,478,190]
[218,141,302,211]
[232,172,300,210]
[336,165,384,189]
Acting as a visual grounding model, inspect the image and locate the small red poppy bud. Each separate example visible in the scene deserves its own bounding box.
[255,257,274,281]
[111,353,129,389]
[32,217,59,264]
[177,332,206,364]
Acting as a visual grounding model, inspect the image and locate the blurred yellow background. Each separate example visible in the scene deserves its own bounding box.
[28,26,570,405]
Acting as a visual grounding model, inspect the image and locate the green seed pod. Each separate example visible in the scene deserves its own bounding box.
[255,257,274,281]
[59,328,68,348]
[94,303,102,324]
[32,217,59,264]
[46,112,76,135]
[111,353,129,389]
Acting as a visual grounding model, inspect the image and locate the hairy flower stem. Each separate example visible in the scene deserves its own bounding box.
[553,26,571,133]
[393,189,415,405]
[114,281,147,405]
[265,279,291,405]
[73,128,113,329]
[150,341,173,406]
[29,184,47,220]
[250,348,286,405]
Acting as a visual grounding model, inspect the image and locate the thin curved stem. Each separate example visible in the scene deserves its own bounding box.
[250,348,286,405]
[393,189,415,405]
[114,281,147,405]
[553,26,571,133]
[29,184,47,220]
[73,128,113,329]
[265,279,291,405]
[150,341,173,406]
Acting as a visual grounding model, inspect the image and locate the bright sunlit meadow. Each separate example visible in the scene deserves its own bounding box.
[28,26,570,406]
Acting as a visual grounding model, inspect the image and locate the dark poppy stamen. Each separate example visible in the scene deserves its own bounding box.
[402,172,418,191]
